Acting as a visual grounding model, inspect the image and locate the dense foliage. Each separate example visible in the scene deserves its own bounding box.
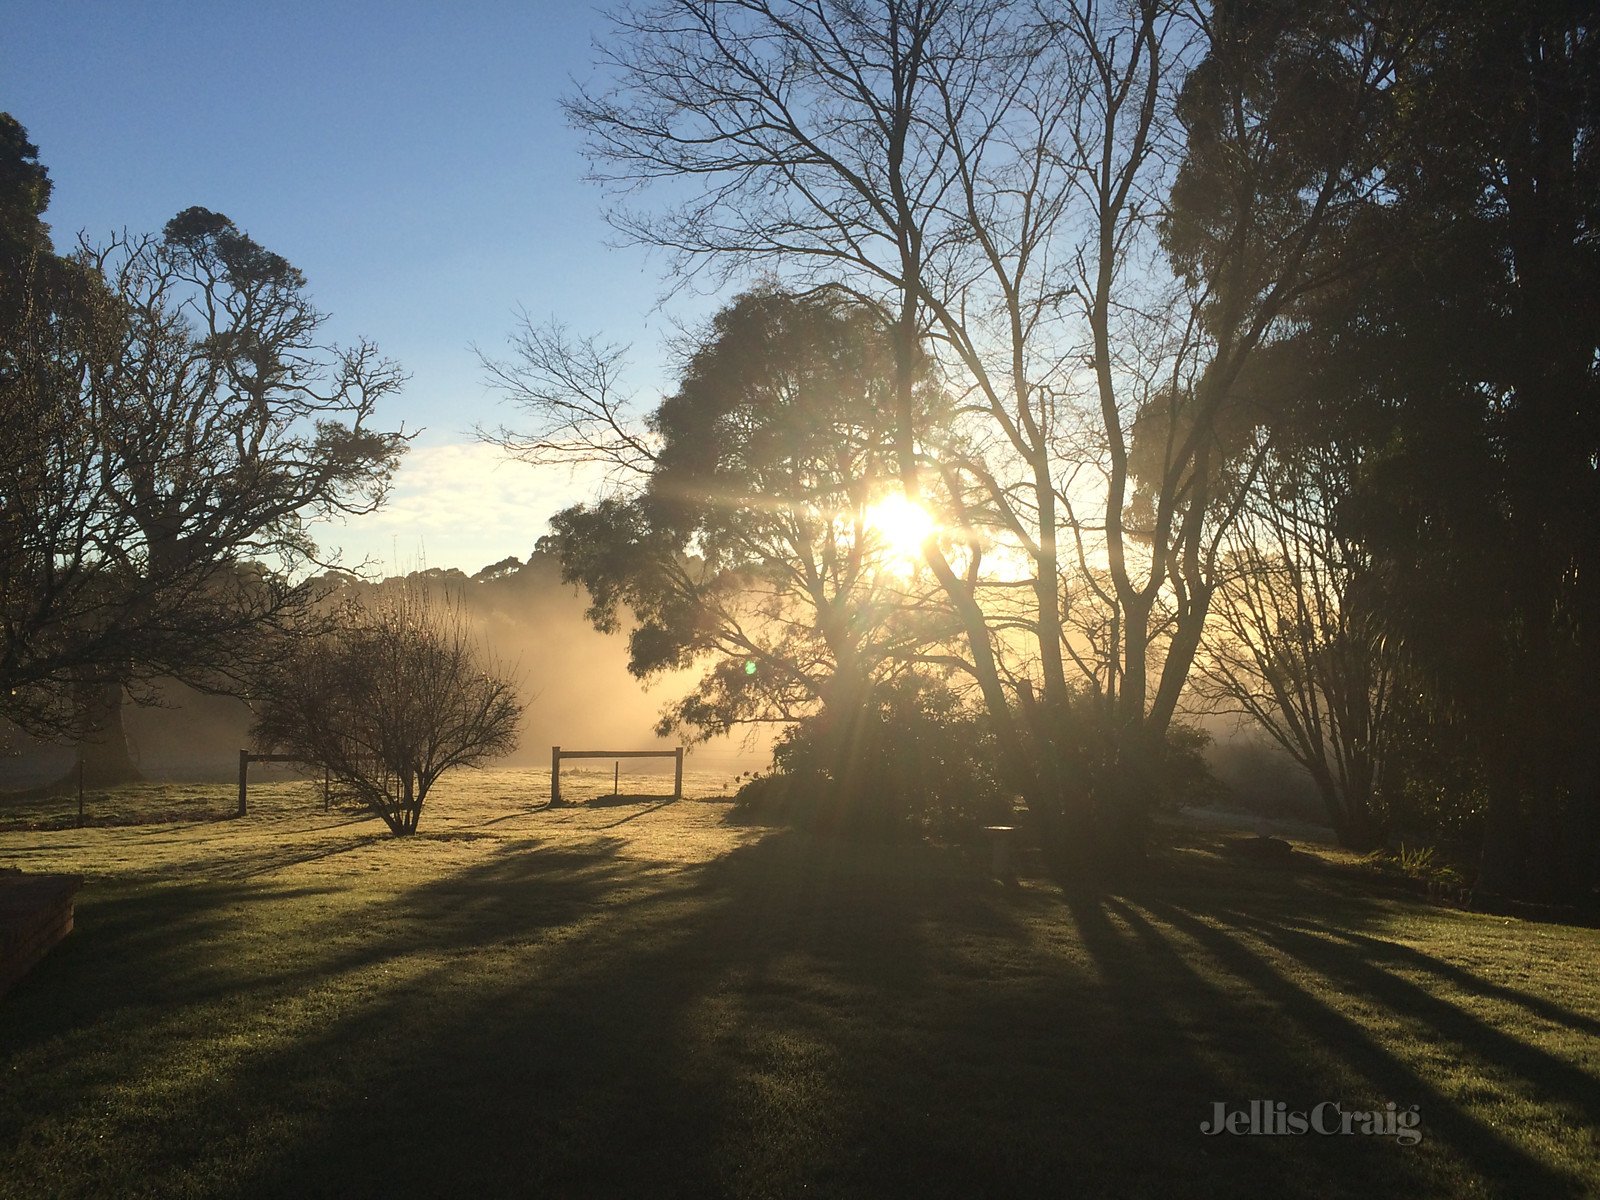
[532,289,956,740]
[733,675,1009,839]
[1183,0,1599,898]
[547,0,1597,897]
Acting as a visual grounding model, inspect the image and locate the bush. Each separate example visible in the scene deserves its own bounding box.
[1010,699,1230,865]
[728,771,800,824]
[1157,722,1232,811]
[733,675,1009,840]
[252,586,522,835]
[1363,843,1468,891]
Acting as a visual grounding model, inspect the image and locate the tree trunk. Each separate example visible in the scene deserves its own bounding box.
[37,678,141,793]
[80,681,139,785]
[1312,765,1382,852]
[398,771,418,835]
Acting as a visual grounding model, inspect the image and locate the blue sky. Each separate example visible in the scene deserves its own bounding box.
[3,1,712,572]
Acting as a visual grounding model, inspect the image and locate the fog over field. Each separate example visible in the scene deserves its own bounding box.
[1,548,1317,819]
[0,553,772,788]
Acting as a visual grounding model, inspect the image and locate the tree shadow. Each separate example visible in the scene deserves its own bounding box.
[593,797,678,827]
[1320,925,1600,1040]
[1165,897,1600,1125]
[4,830,1596,1198]
[579,791,680,808]
[228,836,1599,1196]
[204,832,1053,1197]
[1057,855,1599,1198]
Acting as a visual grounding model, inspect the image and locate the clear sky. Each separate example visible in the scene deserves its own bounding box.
[3,1,711,573]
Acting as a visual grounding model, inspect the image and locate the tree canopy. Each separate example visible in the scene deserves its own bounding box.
[522,288,958,741]
[553,0,1421,864]
[1203,0,1599,897]
[0,116,409,763]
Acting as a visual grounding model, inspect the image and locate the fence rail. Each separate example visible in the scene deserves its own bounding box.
[550,745,683,804]
[237,750,330,816]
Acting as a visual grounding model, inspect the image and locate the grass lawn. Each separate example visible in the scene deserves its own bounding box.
[2,770,1597,1198]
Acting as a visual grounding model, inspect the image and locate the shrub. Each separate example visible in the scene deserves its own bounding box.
[735,675,1008,839]
[252,586,522,835]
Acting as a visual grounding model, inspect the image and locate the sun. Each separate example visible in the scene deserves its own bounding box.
[864,491,938,565]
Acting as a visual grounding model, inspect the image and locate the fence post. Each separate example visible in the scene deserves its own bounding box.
[674,747,683,799]
[237,749,250,817]
[551,745,562,805]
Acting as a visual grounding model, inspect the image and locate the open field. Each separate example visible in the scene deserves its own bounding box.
[0,763,735,832]
[2,770,1598,1198]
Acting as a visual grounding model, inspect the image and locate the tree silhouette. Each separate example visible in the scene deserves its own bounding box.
[252,585,522,836]
[1197,434,1401,851]
[496,288,958,745]
[1162,1,1599,899]
[562,0,1416,864]
[1,145,409,782]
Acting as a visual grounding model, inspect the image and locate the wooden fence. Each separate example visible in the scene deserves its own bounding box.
[550,745,684,805]
[236,750,330,816]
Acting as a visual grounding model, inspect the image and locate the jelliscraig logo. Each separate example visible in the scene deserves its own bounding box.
[1202,1101,1422,1146]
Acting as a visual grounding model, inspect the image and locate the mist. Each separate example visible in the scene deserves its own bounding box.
[0,552,772,789]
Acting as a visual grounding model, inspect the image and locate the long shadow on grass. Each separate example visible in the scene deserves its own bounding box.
[1129,895,1585,1197]
[0,879,339,1049]
[1060,857,1598,1199]
[594,797,678,827]
[211,833,1056,1198]
[0,837,639,1056]
[1047,883,1438,1198]
[8,831,1597,1199]
[221,833,1572,1198]
[1320,925,1600,1040]
[1166,900,1600,1157]
[0,836,656,1196]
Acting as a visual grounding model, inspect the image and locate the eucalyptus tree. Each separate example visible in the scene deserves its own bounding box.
[1212,0,1599,898]
[492,288,957,744]
[0,179,409,778]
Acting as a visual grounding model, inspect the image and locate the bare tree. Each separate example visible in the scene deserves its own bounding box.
[478,316,659,483]
[1196,440,1400,849]
[251,585,523,836]
[553,0,1413,858]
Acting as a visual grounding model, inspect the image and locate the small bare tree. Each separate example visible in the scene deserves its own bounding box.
[252,586,522,836]
[1196,441,1401,850]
